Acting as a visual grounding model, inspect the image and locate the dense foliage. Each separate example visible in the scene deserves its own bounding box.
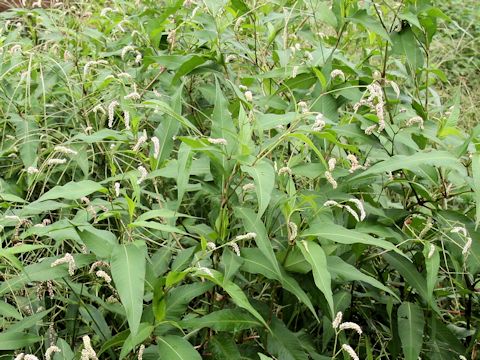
[0,0,478,359]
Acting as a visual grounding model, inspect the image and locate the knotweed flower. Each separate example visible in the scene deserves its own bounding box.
[406,116,424,130]
[137,345,145,360]
[451,227,467,237]
[9,44,22,54]
[419,218,433,238]
[24,355,39,360]
[167,29,176,46]
[292,65,299,78]
[225,54,236,63]
[364,124,377,135]
[81,335,98,360]
[312,113,326,131]
[348,198,366,221]
[121,45,136,60]
[46,158,67,165]
[45,346,61,360]
[339,322,362,335]
[100,7,115,17]
[197,266,214,277]
[278,166,292,176]
[151,136,160,158]
[235,232,257,241]
[229,242,241,256]
[325,171,337,189]
[54,145,78,155]
[332,311,343,329]
[427,243,435,259]
[342,344,359,360]
[27,166,39,174]
[96,270,112,284]
[133,130,148,151]
[244,90,253,102]
[206,242,216,251]
[114,182,121,197]
[347,154,362,173]
[51,253,76,276]
[135,52,142,65]
[328,158,336,172]
[462,237,472,256]
[124,84,141,100]
[330,69,345,81]
[207,137,228,146]
[137,166,148,184]
[117,72,132,79]
[288,222,298,243]
[298,101,308,113]
[92,104,105,114]
[124,111,130,130]
[324,200,340,207]
[242,183,255,192]
[108,101,119,128]
[389,80,400,98]
[343,205,360,222]
[89,260,109,273]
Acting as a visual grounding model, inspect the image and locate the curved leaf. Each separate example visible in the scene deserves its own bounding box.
[157,335,202,360]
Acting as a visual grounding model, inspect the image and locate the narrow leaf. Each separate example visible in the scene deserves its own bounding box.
[111,241,147,335]
[398,302,424,360]
[298,241,334,317]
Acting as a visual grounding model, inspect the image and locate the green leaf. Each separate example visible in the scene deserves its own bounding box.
[266,317,309,360]
[351,151,464,181]
[14,116,39,168]
[241,160,275,219]
[157,335,202,360]
[0,332,41,350]
[211,78,237,153]
[391,26,424,69]
[423,245,440,303]
[36,180,105,202]
[176,142,193,206]
[327,256,400,300]
[398,302,424,360]
[209,334,242,360]
[77,226,117,259]
[298,241,334,317]
[241,248,318,320]
[193,268,268,329]
[301,222,403,255]
[172,55,207,85]
[0,301,22,320]
[181,308,262,331]
[120,323,154,360]
[349,10,391,42]
[471,153,480,228]
[153,85,184,163]
[144,99,200,135]
[236,207,281,276]
[111,241,147,335]
[166,282,214,320]
[221,248,243,282]
[383,253,429,303]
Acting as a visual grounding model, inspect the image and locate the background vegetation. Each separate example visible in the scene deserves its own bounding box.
[0,0,478,359]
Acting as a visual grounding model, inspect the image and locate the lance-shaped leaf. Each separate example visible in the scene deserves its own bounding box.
[241,160,275,219]
[36,180,105,202]
[398,302,424,360]
[301,222,403,255]
[111,241,147,335]
[298,241,334,317]
[157,335,202,360]
[181,308,262,332]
